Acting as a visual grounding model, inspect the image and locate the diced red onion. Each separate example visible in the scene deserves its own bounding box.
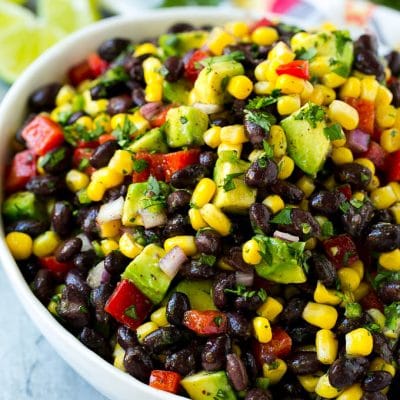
[139,209,167,229]
[346,129,370,153]
[96,196,124,225]
[192,102,223,114]
[159,246,188,279]
[139,102,163,120]
[87,261,106,289]
[76,233,92,252]
[235,271,254,287]
[273,230,299,242]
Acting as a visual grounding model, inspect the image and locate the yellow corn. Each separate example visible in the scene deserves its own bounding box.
[150,307,169,327]
[381,128,400,153]
[248,149,264,162]
[119,232,143,259]
[225,21,249,38]
[371,185,397,209]
[266,59,281,82]
[376,85,393,106]
[328,100,359,130]
[323,175,337,190]
[200,204,231,236]
[191,178,217,208]
[145,81,163,102]
[369,357,396,377]
[360,77,379,102]
[254,81,275,95]
[367,308,386,330]
[136,322,159,343]
[390,203,400,223]
[376,104,397,129]
[253,316,272,343]
[267,125,287,158]
[332,136,347,148]
[322,72,347,89]
[188,208,208,230]
[314,281,341,305]
[379,248,400,271]
[353,282,370,302]
[129,111,150,135]
[111,113,129,130]
[99,220,121,238]
[134,42,158,57]
[218,258,235,271]
[66,169,90,192]
[308,85,324,105]
[346,327,373,356]
[309,57,331,78]
[242,239,262,265]
[220,125,248,145]
[300,199,309,212]
[143,57,163,84]
[257,296,283,321]
[50,104,73,122]
[316,329,338,365]
[277,156,295,179]
[75,115,93,131]
[263,194,285,214]
[302,302,338,329]
[298,374,321,392]
[93,113,111,133]
[275,74,305,95]
[91,167,124,189]
[336,384,363,400]
[254,60,270,82]
[354,157,375,175]
[164,235,197,256]
[339,77,361,99]
[338,267,361,292]
[331,147,354,165]
[350,260,364,280]
[55,84,75,106]
[86,180,107,202]
[268,41,295,63]
[251,26,278,46]
[217,143,242,158]
[100,239,119,255]
[203,126,222,148]
[6,232,33,260]
[315,374,343,399]
[389,182,400,201]
[367,175,380,192]
[207,27,236,55]
[277,95,301,115]
[300,80,314,103]
[227,75,253,100]
[32,231,60,258]
[296,176,315,198]
[108,150,134,175]
[113,343,126,371]
[352,192,365,203]
[321,85,337,105]
[262,359,287,385]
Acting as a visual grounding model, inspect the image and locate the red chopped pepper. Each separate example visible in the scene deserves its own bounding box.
[385,150,400,181]
[345,97,375,135]
[68,60,94,87]
[87,53,108,77]
[150,105,173,128]
[323,234,359,269]
[21,115,65,156]
[104,280,153,331]
[360,290,384,313]
[98,134,116,145]
[336,184,352,200]
[184,50,209,83]
[5,150,37,192]
[132,152,165,183]
[76,139,99,149]
[183,310,228,335]
[163,148,200,182]
[276,60,310,80]
[72,148,95,175]
[361,141,387,171]
[149,370,182,394]
[40,256,72,279]
[249,17,273,33]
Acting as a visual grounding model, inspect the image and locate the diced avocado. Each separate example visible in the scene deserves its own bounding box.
[159,30,209,57]
[165,106,208,148]
[128,127,168,153]
[193,60,244,105]
[291,30,353,78]
[254,236,307,284]
[213,151,256,214]
[2,191,45,221]
[281,103,331,176]
[165,280,217,311]
[181,371,237,400]
[163,80,190,105]
[122,244,170,304]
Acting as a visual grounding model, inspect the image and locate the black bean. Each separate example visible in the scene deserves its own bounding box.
[201,335,231,371]
[41,146,72,175]
[226,353,249,391]
[180,259,216,279]
[386,50,400,77]
[310,189,347,215]
[245,388,272,400]
[278,208,321,240]
[18,258,39,282]
[227,312,251,339]
[354,48,385,82]
[244,120,268,148]
[107,95,133,116]
[223,246,252,272]
[103,183,128,203]
[6,219,48,237]
[77,206,99,238]
[167,22,195,33]
[280,297,307,325]
[195,229,222,255]
[249,203,271,235]
[372,333,393,363]
[65,269,90,297]
[341,201,375,238]
[362,371,392,392]
[362,392,387,400]
[26,175,63,196]
[170,164,206,188]
[329,356,370,389]
[90,283,114,326]
[89,140,119,169]
[366,223,400,252]
[29,83,61,112]
[287,322,318,346]
[104,250,130,276]
[372,209,393,225]
[32,269,54,303]
[131,87,146,106]
[271,180,305,203]
[163,56,184,82]
[235,294,264,312]
[67,111,86,125]
[213,273,236,310]
[355,34,378,54]
[117,325,138,350]
[98,38,130,61]
[377,281,400,304]
[165,348,197,376]
[55,238,82,263]
[287,351,322,375]
[245,159,278,188]
[142,326,189,353]
[57,286,90,329]
[388,80,400,108]
[90,81,128,100]
[336,163,372,190]
[166,292,190,326]
[336,314,366,335]
[199,151,218,170]
[310,253,337,287]
[79,327,111,361]
[52,201,73,237]
[162,214,191,239]
[167,190,191,214]
[73,250,96,271]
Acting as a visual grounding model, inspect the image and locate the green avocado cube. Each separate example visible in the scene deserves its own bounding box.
[2,191,45,221]
[163,80,190,105]
[159,31,209,57]
[128,127,168,153]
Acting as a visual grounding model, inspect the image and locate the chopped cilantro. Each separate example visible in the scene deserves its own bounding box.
[100,66,129,86]
[294,103,325,128]
[343,250,354,266]
[198,253,217,266]
[345,302,362,318]
[269,360,280,370]
[124,305,138,320]
[142,175,167,209]
[246,89,282,109]
[365,323,381,333]
[295,47,318,61]
[78,158,90,171]
[270,208,292,225]
[301,223,311,235]
[244,109,276,132]
[322,220,334,237]
[180,116,188,124]
[350,198,364,209]
[360,172,370,183]
[333,30,351,55]
[324,123,344,141]
[199,51,245,68]
[39,147,66,170]
[373,270,400,289]
[276,23,302,34]
[332,61,350,78]
[112,117,137,147]
[257,140,275,169]
[133,158,149,173]
[221,172,244,192]
[339,201,351,214]
[224,284,267,301]
[79,305,89,314]
[384,302,400,331]
[213,316,223,327]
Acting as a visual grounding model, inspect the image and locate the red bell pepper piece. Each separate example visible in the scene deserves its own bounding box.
[87,53,108,77]
[184,50,209,83]
[360,290,384,313]
[385,150,400,181]
[249,17,273,33]
[105,280,153,331]
[183,310,228,335]
[21,115,65,156]
[150,105,173,128]
[98,134,116,145]
[68,60,94,87]
[5,150,37,192]
[40,256,73,279]
[76,139,99,149]
[345,97,375,135]
[163,148,201,182]
[132,152,165,183]
[361,141,387,171]
[336,184,352,200]
[149,370,182,394]
[323,234,359,269]
[72,148,95,175]
[276,60,310,80]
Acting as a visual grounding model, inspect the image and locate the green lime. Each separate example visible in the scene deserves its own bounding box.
[0,0,27,5]
[0,1,34,32]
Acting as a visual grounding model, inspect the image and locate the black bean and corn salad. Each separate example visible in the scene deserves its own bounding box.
[3,16,400,400]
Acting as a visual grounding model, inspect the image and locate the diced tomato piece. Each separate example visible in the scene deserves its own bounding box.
[184,50,209,83]
[276,60,310,80]
[385,150,400,181]
[149,370,182,394]
[249,18,273,33]
[105,280,153,331]
[360,290,384,313]
[68,60,94,87]
[150,106,173,128]
[76,139,99,149]
[40,256,73,279]
[5,150,37,192]
[132,152,165,183]
[87,53,108,77]
[21,115,65,156]
[98,134,116,145]
[336,184,352,200]
[323,234,359,269]
[345,97,375,135]
[361,140,387,171]
[183,310,228,335]
[163,148,201,182]
[73,148,95,175]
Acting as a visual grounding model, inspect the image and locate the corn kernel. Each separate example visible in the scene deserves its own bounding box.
[188,208,208,230]
[32,231,60,257]
[391,203,400,223]
[253,316,272,343]
[242,239,262,265]
[254,81,275,95]
[369,357,396,377]
[75,115,93,131]
[220,125,248,144]
[316,329,338,365]
[263,194,285,214]
[354,157,375,175]
[164,235,197,256]
[254,60,270,82]
[150,307,169,327]
[86,180,107,202]
[275,74,305,95]
[217,258,235,271]
[300,80,314,103]
[367,175,380,192]
[262,359,287,384]
[248,149,264,162]
[302,302,338,329]
[265,59,280,82]
[336,384,363,400]
[323,72,347,88]
[55,85,75,106]
[128,111,150,135]
[350,260,364,280]
[315,374,343,399]
[99,220,121,238]
[225,21,249,38]
[360,77,379,102]
[376,85,393,106]
[204,126,222,148]
[290,32,310,49]
[314,281,341,305]
[91,167,124,189]
[50,104,73,122]
[145,81,163,102]
[277,156,295,179]
[66,169,90,192]
[371,185,397,209]
[6,232,33,260]
[143,57,163,84]
[134,42,158,57]
[100,239,119,255]
[108,150,134,175]
[298,374,321,392]
[93,113,111,133]
[296,176,315,198]
[227,75,253,100]
[367,308,386,330]
[353,282,370,302]
[328,100,359,130]
[257,296,283,321]
[200,204,231,236]
[251,26,278,46]
[339,77,361,99]
[113,343,126,371]
[268,41,295,63]
[338,267,361,292]
[217,142,242,158]
[309,85,325,105]
[277,94,301,115]
[318,84,337,105]
[137,322,159,343]
[309,56,331,77]
[207,27,236,55]
[331,147,353,165]
[332,137,347,148]
[376,104,397,129]
[379,248,400,271]
[346,327,373,356]
[381,128,400,153]
[191,178,217,208]
[389,182,400,201]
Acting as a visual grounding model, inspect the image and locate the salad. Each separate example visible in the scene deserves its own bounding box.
[3,17,400,400]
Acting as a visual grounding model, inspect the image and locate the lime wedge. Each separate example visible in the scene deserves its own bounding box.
[37,0,100,34]
[0,1,34,32]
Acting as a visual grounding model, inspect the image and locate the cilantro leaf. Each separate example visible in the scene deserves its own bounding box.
[384,302,400,331]
[39,147,67,170]
[333,30,351,55]
[246,90,282,109]
[198,253,217,266]
[124,305,138,320]
[112,117,137,147]
[78,158,90,171]
[294,103,325,128]
[295,47,318,61]
[339,201,351,214]
[373,270,400,289]
[200,51,245,68]
[365,323,381,333]
[244,109,276,132]
[270,208,292,225]
[222,172,244,192]
[350,198,364,209]
[321,221,334,237]
[345,302,362,318]
[324,123,344,141]
[133,158,149,173]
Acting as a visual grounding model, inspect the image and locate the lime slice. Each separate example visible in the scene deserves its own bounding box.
[0,0,27,5]
[0,1,34,32]
[37,0,100,34]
